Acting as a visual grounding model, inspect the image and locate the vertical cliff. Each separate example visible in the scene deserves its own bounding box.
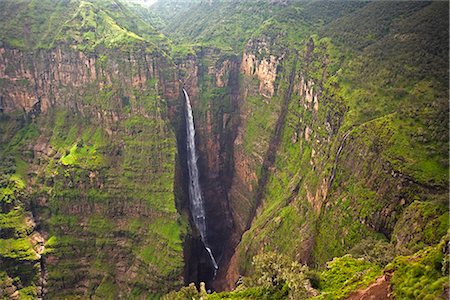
[224,2,449,293]
[0,0,188,298]
[175,47,241,287]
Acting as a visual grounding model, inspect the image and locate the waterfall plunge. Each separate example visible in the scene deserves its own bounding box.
[183,88,219,273]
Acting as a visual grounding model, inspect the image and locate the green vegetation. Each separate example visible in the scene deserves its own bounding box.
[0,0,169,52]
[35,93,184,296]
[0,207,33,238]
[314,255,382,299]
[393,200,449,252]
[387,234,449,299]
[241,94,281,157]
[0,26,183,295]
[165,252,311,299]
[57,0,145,51]
[0,0,448,298]
[136,218,187,277]
[165,252,385,300]
[153,1,279,53]
[60,143,103,168]
[0,238,39,261]
[0,114,40,298]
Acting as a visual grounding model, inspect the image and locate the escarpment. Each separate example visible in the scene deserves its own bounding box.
[202,3,448,290]
[0,46,177,115]
[1,0,448,299]
[0,40,187,297]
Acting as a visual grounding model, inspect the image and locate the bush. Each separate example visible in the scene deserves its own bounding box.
[252,252,315,299]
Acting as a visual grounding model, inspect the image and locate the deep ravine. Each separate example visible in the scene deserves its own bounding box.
[183,88,219,275]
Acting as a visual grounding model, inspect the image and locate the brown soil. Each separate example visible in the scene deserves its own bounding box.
[346,274,392,300]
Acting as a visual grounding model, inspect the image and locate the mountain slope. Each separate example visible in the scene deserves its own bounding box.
[150,0,449,298]
[0,0,168,52]
[0,0,186,298]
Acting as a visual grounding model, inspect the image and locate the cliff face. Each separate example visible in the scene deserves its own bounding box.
[0,43,187,298]
[211,2,449,290]
[228,38,287,237]
[176,48,241,285]
[0,46,177,114]
[241,52,280,99]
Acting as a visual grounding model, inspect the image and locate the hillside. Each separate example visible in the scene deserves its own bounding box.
[0,0,185,298]
[0,0,448,299]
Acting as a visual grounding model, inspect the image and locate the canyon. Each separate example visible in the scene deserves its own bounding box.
[0,0,449,299]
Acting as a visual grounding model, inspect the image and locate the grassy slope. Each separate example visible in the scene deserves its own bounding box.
[152,0,278,53]
[0,0,169,52]
[313,0,448,264]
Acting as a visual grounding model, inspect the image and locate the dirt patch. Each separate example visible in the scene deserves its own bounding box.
[346,274,392,300]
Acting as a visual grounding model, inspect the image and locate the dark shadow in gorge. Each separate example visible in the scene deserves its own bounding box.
[173,54,242,291]
[173,90,217,290]
[194,59,242,290]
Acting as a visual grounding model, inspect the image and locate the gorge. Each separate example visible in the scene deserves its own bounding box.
[0,0,448,299]
[183,88,218,277]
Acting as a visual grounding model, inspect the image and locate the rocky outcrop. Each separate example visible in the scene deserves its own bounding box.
[298,76,320,112]
[241,52,280,98]
[240,36,286,99]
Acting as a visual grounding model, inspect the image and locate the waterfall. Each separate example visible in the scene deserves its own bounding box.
[183,88,219,273]
[329,129,352,187]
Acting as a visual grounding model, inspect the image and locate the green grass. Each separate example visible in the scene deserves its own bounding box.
[93,277,118,299]
[314,255,382,299]
[207,286,287,300]
[0,237,39,261]
[137,218,186,276]
[88,215,114,235]
[18,286,38,300]
[386,235,449,299]
[60,143,103,168]
[0,207,32,238]
[0,0,169,52]
[242,95,281,157]
[0,174,26,204]
[155,1,278,53]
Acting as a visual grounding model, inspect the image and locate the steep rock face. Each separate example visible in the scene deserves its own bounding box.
[211,38,291,290]
[0,45,187,299]
[227,38,287,237]
[178,48,240,277]
[241,52,280,98]
[0,46,177,115]
[222,15,448,288]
